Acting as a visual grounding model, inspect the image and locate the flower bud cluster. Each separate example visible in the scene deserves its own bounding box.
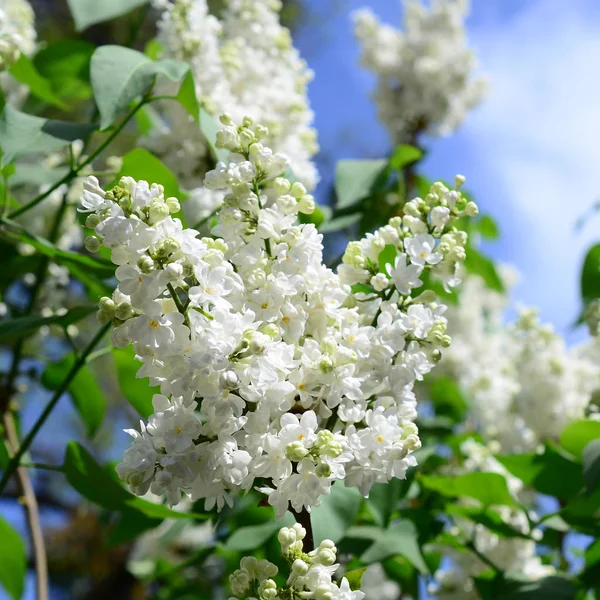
[339,175,475,295]
[352,0,487,142]
[82,116,477,515]
[229,525,365,600]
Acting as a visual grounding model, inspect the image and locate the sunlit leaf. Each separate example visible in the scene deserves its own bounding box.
[67,0,149,32]
[0,515,26,600]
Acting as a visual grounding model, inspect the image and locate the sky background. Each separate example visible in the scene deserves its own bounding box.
[295,0,600,338]
[3,0,600,598]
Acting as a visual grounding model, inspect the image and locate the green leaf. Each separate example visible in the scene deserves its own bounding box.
[420,472,517,507]
[0,515,26,600]
[225,514,294,551]
[0,105,96,166]
[581,539,600,586]
[344,568,368,591]
[9,54,68,108]
[2,219,115,282]
[446,505,531,539]
[90,46,194,129]
[335,159,387,210]
[360,521,428,574]
[113,346,159,418]
[0,306,95,343]
[63,442,206,520]
[298,204,332,229]
[581,243,600,305]
[464,247,505,293]
[560,420,600,459]
[378,244,397,276]
[310,484,362,544]
[503,576,578,599]
[33,40,95,103]
[583,439,600,493]
[67,0,149,32]
[367,478,408,527]
[429,376,468,422]
[199,108,229,163]
[114,148,183,201]
[389,144,423,170]
[318,213,362,233]
[496,444,584,500]
[42,353,106,437]
[478,215,500,240]
[175,70,200,124]
[351,283,377,296]
[11,165,69,188]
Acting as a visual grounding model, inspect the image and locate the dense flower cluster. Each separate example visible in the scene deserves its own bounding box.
[81,116,476,516]
[230,524,364,600]
[440,273,600,452]
[149,0,318,225]
[352,0,487,142]
[430,439,555,599]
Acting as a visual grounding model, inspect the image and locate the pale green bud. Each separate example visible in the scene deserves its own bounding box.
[290,181,307,198]
[298,194,315,214]
[115,301,134,321]
[316,462,332,478]
[286,441,309,461]
[84,235,101,253]
[166,197,180,214]
[85,214,101,229]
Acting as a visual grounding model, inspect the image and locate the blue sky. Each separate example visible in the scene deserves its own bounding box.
[3,2,600,598]
[295,0,600,335]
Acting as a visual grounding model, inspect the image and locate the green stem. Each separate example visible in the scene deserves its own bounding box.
[8,97,149,219]
[167,283,191,328]
[0,323,110,495]
[192,207,220,230]
[22,462,63,472]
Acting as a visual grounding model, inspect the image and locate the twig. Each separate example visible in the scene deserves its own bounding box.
[8,96,149,219]
[0,323,111,494]
[291,507,314,552]
[2,412,49,600]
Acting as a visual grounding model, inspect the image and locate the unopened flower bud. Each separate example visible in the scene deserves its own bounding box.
[286,441,309,461]
[298,194,315,214]
[85,214,101,229]
[219,370,239,390]
[84,235,101,253]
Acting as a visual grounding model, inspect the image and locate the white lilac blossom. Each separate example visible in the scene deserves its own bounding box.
[82,116,477,515]
[149,0,318,225]
[440,273,600,452]
[229,524,365,600]
[0,0,35,70]
[352,0,487,143]
[429,439,555,599]
[0,0,36,104]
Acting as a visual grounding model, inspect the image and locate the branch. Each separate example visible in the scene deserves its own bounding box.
[0,323,111,494]
[291,507,314,552]
[8,96,149,219]
[2,412,49,600]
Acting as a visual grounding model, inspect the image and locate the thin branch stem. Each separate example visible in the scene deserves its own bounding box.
[0,323,110,495]
[2,412,49,600]
[192,207,220,230]
[8,97,149,219]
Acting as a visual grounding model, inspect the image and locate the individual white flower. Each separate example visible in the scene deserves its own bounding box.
[405,234,443,266]
[387,251,423,294]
